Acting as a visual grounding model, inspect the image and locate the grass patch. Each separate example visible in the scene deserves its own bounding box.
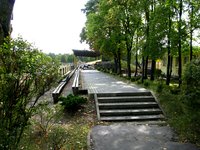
[66,124,90,149]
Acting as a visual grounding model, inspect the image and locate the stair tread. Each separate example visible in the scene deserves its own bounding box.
[98,102,157,106]
[99,108,162,113]
[100,115,165,121]
[98,96,154,100]
[97,92,152,97]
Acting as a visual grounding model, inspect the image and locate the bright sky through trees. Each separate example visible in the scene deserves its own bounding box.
[11,0,89,54]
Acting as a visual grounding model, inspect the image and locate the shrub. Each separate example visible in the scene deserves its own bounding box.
[169,85,180,95]
[59,94,87,112]
[182,59,200,108]
[0,37,59,149]
[177,59,200,145]
[47,125,68,150]
[156,82,164,93]
[131,76,141,82]
[18,103,66,150]
[136,78,143,84]
[143,80,150,87]
[155,69,162,78]
[31,102,63,136]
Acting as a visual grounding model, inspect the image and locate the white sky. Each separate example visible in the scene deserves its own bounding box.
[12,0,89,54]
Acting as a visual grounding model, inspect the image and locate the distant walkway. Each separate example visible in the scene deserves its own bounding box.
[81,70,147,95]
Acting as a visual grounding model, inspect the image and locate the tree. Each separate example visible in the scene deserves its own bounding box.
[0,0,16,45]
[185,0,200,61]
[165,0,174,85]
[98,0,125,74]
[0,37,59,149]
[177,0,183,86]
[81,0,124,74]
[81,0,99,16]
[61,54,67,63]
[107,0,141,78]
[139,0,152,82]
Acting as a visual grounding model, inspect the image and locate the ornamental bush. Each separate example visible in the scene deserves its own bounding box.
[59,94,87,112]
[0,37,59,149]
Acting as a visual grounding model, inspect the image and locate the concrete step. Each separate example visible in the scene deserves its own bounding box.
[100,114,165,121]
[98,96,155,103]
[97,92,152,97]
[95,91,165,122]
[100,108,162,116]
[98,102,159,109]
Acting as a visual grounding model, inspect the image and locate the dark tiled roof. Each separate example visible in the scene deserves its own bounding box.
[72,49,100,57]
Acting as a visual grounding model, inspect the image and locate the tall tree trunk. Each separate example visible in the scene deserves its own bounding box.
[0,0,15,45]
[166,53,171,85]
[135,50,138,77]
[190,28,193,61]
[144,4,149,80]
[178,0,183,87]
[189,2,194,61]
[127,48,131,78]
[114,54,118,74]
[117,48,122,75]
[135,32,139,77]
[144,56,148,79]
[166,7,172,85]
[170,56,173,78]
[150,59,156,80]
[142,56,145,83]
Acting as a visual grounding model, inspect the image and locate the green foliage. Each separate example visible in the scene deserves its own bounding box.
[81,0,200,82]
[182,59,200,108]
[178,59,200,144]
[132,76,200,145]
[143,80,150,87]
[153,72,200,146]
[158,87,200,145]
[156,82,165,93]
[48,53,74,64]
[31,102,64,136]
[18,103,67,150]
[131,76,141,82]
[59,94,87,112]
[0,37,59,149]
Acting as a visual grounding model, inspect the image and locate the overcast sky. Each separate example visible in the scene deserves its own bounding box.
[12,0,89,54]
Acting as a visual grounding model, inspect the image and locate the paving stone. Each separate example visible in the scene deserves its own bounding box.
[81,70,147,95]
[89,124,199,150]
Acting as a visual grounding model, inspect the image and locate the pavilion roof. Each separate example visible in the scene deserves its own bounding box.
[72,49,100,57]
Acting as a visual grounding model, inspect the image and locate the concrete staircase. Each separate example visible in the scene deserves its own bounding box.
[94,92,165,121]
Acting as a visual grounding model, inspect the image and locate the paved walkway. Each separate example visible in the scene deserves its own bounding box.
[90,124,198,150]
[81,70,199,150]
[81,70,147,94]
